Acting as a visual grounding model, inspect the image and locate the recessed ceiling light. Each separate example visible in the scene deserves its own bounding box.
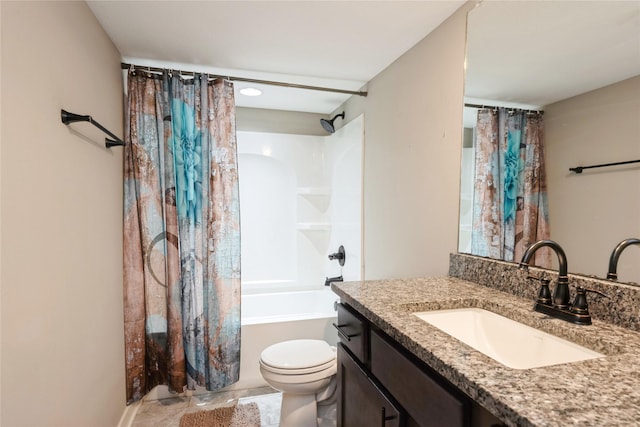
[240,87,262,97]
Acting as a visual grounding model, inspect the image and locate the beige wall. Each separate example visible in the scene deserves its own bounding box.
[338,3,472,279]
[1,2,125,426]
[545,75,640,284]
[237,107,327,136]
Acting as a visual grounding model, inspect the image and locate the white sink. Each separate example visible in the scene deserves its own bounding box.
[413,308,603,369]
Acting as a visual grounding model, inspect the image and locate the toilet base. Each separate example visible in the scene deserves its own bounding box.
[280,392,318,427]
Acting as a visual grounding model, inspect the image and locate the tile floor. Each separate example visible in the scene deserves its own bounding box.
[131,386,337,427]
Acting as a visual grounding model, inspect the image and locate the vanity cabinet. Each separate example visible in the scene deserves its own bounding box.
[337,345,402,427]
[370,330,468,426]
[336,302,503,427]
[335,302,368,362]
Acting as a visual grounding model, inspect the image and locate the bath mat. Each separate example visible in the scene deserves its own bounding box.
[179,402,261,427]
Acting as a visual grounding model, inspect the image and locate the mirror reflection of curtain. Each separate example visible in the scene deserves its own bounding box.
[470,108,551,267]
[123,70,241,404]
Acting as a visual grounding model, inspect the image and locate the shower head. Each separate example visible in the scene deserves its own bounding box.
[320,112,345,134]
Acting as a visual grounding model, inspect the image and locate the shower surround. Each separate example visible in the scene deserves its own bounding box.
[237,116,363,294]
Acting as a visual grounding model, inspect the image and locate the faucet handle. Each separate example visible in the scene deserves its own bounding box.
[570,287,610,315]
[527,274,552,305]
[328,245,346,266]
[536,278,552,305]
[584,288,610,299]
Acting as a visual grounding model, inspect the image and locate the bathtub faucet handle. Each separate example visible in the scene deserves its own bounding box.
[328,245,346,266]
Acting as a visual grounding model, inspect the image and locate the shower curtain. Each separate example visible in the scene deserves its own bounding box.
[123,70,241,404]
[470,108,551,266]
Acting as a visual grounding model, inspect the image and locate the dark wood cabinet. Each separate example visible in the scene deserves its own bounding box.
[336,303,503,427]
[337,344,401,427]
[335,302,368,363]
[370,329,468,427]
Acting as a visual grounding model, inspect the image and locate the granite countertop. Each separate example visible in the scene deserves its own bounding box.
[332,277,640,427]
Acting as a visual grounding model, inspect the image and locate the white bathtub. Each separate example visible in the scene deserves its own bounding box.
[229,287,340,390]
[142,287,339,400]
[243,287,339,324]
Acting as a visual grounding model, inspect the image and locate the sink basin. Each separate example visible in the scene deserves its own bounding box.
[413,308,603,369]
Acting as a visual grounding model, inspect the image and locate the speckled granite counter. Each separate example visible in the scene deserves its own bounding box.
[331,277,640,427]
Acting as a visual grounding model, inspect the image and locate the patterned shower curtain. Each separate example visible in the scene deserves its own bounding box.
[123,70,241,404]
[470,108,551,267]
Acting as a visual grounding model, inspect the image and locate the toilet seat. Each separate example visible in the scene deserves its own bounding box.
[260,358,335,375]
[259,359,337,385]
[260,339,336,370]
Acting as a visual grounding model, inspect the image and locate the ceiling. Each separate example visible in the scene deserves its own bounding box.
[465,1,640,109]
[87,1,465,114]
[87,1,640,116]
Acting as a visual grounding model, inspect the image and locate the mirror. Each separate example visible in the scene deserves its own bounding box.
[460,1,640,285]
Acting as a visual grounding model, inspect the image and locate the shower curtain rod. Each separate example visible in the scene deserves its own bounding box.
[121,63,368,97]
[464,103,543,114]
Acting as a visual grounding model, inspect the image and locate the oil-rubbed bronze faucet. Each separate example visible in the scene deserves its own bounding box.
[519,239,601,325]
[519,240,570,308]
[606,238,640,280]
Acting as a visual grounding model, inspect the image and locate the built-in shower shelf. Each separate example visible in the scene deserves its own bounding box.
[297,187,331,196]
[296,222,331,231]
[297,187,331,212]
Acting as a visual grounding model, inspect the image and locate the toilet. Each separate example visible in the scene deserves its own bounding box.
[259,339,337,427]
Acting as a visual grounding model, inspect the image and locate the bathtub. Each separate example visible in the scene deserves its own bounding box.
[142,287,339,400]
[229,287,340,390]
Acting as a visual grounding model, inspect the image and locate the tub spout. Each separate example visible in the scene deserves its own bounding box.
[606,238,640,280]
[325,275,343,287]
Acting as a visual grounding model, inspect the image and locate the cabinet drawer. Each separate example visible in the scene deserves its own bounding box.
[335,303,368,363]
[370,329,469,427]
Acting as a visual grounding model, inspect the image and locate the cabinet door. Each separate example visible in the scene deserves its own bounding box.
[337,344,401,427]
[370,330,469,427]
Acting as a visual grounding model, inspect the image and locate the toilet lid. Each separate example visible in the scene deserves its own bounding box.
[261,339,336,369]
